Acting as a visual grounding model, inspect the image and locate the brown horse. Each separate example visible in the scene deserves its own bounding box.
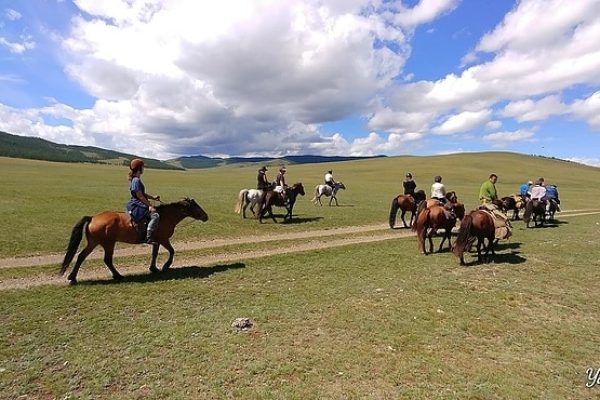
[452,209,497,265]
[415,191,458,216]
[522,199,546,228]
[60,198,208,284]
[258,182,305,223]
[388,190,426,228]
[500,195,526,220]
[412,202,465,255]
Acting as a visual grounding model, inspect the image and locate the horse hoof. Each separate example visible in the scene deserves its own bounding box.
[149,266,160,273]
[113,274,124,281]
[162,266,171,272]
[68,279,77,286]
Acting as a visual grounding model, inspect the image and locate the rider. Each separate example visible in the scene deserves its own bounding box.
[530,178,547,209]
[431,175,447,203]
[324,169,336,190]
[275,166,288,202]
[126,159,161,244]
[545,183,561,212]
[519,180,533,200]
[479,173,498,204]
[257,166,271,190]
[403,172,417,198]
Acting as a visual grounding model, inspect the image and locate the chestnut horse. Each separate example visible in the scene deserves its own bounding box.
[258,182,305,223]
[412,202,465,255]
[60,198,208,284]
[388,190,426,228]
[452,209,497,265]
[415,191,458,216]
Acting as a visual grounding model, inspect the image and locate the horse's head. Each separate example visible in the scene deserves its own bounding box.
[493,198,508,212]
[414,190,426,202]
[446,191,457,203]
[181,198,209,222]
[293,182,305,196]
[452,202,465,220]
[337,182,346,190]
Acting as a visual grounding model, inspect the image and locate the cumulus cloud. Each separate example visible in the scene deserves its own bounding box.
[501,95,567,122]
[483,129,535,142]
[5,8,22,21]
[432,109,491,135]
[0,35,35,54]
[570,91,600,130]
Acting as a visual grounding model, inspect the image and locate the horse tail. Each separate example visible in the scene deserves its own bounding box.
[412,203,427,232]
[311,185,319,203]
[523,201,532,223]
[452,214,474,259]
[389,197,400,228]
[234,189,248,214]
[414,208,430,249]
[415,200,427,219]
[60,216,92,276]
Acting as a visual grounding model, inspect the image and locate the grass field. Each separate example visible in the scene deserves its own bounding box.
[1,153,600,399]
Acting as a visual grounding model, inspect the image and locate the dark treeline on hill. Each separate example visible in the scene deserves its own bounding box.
[1,131,385,169]
[0,131,182,170]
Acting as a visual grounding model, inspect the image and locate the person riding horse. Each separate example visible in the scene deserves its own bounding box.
[324,169,336,190]
[478,173,511,240]
[530,178,547,207]
[519,180,533,201]
[257,166,272,190]
[275,166,288,203]
[403,172,417,198]
[545,184,561,212]
[431,175,447,204]
[126,158,161,244]
[479,173,498,204]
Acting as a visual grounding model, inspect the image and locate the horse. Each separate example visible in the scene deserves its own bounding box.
[234,188,264,218]
[546,199,559,221]
[258,182,305,223]
[412,202,465,255]
[452,209,497,265]
[523,199,546,228]
[388,190,426,228]
[60,198,209,284]
[311,182,346,206]
[415,191,458,217]
[500,195,526,220]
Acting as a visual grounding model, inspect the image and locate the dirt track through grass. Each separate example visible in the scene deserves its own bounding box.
[1,209,599,290]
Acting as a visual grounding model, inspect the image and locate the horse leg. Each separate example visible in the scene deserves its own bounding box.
[427,229,434,254]
[67,241,97,284]
[149,243,160,273]
[161,240,175,271]
[476,238,483,263]
[317,195,323,206]
[400,210,408,228]
[101,242,123,281]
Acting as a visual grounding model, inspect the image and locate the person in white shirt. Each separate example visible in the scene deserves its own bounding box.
[431,175,447,203]
[324,170,336,189]
[530,178,547,201]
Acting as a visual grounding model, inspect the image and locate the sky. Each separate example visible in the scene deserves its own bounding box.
[1,0,600,166]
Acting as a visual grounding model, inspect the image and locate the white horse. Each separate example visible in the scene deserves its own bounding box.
[311,182,346,206]
[234,189,264,218]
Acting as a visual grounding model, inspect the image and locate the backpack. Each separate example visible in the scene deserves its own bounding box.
[519,183,529,196]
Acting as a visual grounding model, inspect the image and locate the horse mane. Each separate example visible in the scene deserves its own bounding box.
[156,197,192,212]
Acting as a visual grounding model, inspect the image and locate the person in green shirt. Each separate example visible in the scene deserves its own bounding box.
[479,173,498,204]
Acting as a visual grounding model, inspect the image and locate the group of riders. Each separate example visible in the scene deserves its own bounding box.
[125,159,341,243]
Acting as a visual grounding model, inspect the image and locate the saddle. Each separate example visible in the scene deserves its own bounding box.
[479,204,512,240]
[129,215,149,244]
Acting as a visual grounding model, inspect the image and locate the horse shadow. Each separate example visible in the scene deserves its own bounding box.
[282,216,324,224]
[81,263,246,285]
[462,241,527,266]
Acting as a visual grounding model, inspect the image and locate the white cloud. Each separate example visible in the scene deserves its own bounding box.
[392,0,459,28]
[486,120,502,130]
[501,95,567,122]
[566,157,600,167]
[0,35,35,54]
[5,8,22,20]
[483,129,535,142]
[432,109,491,135]
[570,91,600,130]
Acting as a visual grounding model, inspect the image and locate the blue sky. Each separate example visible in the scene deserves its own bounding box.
[1,0,600,166]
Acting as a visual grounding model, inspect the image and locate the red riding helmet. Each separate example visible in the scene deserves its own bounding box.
[130,158,145,170]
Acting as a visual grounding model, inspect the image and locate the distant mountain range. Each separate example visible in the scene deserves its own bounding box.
[0,131,385,169]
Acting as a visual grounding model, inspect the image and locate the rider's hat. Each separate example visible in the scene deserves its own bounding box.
[434,175,442,182]
[130,158,144,170]
[259,166,267,172]
[406,172,412,178]
[328,169,332,174]
[527,180,533,185]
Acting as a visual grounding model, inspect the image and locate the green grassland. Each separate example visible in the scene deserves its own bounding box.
[1,152,599,258]
[2,153,600,399]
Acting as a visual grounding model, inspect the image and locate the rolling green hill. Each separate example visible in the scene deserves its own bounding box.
[0,131,183,170]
